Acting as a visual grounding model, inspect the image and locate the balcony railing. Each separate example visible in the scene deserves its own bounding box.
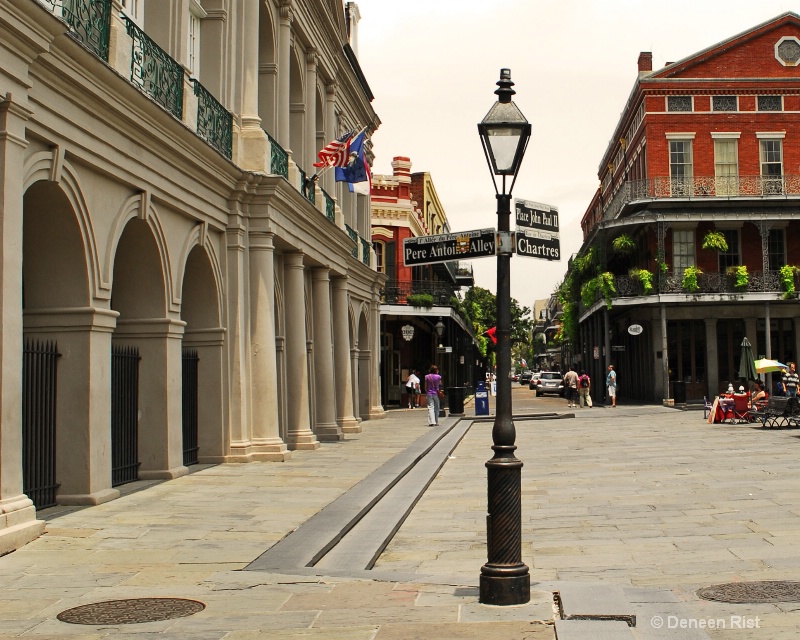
[381,280,457,306]
[321,189,335,223]
[603,175,800,220]
[345,224,358,259]
[191,80,232,159]
[37,0,111,61]
[122,16,183,119]
[360,237,371,265]
[298,167,315,205]
[266,132,288,179]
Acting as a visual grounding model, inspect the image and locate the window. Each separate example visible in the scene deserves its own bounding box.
[373,241,384,273]
[768,228,786,271]
[121,0,143,27]
[672,229,695,276]
[669,140,693,195]
[714,139,738,196]
[667,96,692,112]
[718,229,740,271]
[757,95,782,111]
[760,139,784,194]
[712,95,737,111]
[188,0,206,76]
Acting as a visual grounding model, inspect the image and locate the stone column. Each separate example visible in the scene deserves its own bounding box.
[332,275,359,432]
[277,2,293,149]
[0,97,45,552]
[369,285,386,419]
[283,252,319,449]
[115,318,188,480]
[311,269,342,441]
[238,0,268,171]
[661,304,670,403]
[305,50,318,173]
[705,317,719,398]
[249,232,290,460]
[323,82,338,194]
[24,308,120,505]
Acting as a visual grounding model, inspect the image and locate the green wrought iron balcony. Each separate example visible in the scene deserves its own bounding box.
[360,237,371,265]
[122,16,183,119]
[298,167,316,205]
[36,0,111,61]
[266,132,289,179]
[321,189,335,223]
[191,80,232,159]
[345,224,358,259]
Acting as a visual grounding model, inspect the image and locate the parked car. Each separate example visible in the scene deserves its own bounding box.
[511,372,519,382]
[528,372,541,390]
[533,371,565,396]
[519,370,534,385]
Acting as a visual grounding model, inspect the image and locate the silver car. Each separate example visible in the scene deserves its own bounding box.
[533,371,565,396]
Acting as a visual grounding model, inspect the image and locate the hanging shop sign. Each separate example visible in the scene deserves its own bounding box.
[401,324,415,341]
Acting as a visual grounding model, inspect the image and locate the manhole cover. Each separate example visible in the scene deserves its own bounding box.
[697,581,800,603]
[57,597,205,625]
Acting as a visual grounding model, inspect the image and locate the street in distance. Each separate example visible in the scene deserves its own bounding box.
[403,228,495,266]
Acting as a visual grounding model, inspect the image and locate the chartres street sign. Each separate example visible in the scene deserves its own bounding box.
[403,228,496,266]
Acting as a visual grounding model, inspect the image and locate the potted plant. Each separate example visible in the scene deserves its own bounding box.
[612,234,635,255]
[682,266,702,292]
[726,265,748,291]
[406,293,434,308]
[629,268,654,295]
[702,230,728,252]
[780,265,799,299]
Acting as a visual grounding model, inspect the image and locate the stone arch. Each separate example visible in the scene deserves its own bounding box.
[289,44,306,162]
[180,243,225,464]
[258,0,278,133]
[357,304,371,420]
[175,224,224,324]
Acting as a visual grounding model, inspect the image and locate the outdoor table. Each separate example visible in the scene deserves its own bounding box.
[707,395,734,424]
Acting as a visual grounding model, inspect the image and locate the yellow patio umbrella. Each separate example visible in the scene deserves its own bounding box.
[753,358,788,374]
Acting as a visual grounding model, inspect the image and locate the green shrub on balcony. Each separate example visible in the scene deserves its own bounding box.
[682,266,702,292]
[612,234,635,255]
[702,230,728,252]
[580,277,598,308]
[780,265,799,299]
[629,268,654,295]
[406,293,434,308]
[726,265,748,290]
[598,272,616,309]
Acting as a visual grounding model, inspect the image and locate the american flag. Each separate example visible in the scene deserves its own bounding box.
[313,130,354,168]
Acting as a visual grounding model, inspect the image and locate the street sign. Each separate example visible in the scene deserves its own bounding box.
[403,228,495,266]
[515,199,559,233]
[515,228,560,260]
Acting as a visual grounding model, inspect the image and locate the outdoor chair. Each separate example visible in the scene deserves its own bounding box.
[732,394,752,423]
[703,396,713,420]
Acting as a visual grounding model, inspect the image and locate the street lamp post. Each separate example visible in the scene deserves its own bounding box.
[477,68,531,606]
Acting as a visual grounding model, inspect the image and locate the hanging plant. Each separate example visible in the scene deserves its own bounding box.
[612,234,636,255]
[726,265,748,290]
[656,260,669,274]
[682,266,702,292]
[406,293,434,308]
[780,265,799,299]
[702,230,728,252]
[629,268,654,295]
[580,277,599,308]
[598,272,617,309]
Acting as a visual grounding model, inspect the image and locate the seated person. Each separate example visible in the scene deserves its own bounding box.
[750,381,766,407]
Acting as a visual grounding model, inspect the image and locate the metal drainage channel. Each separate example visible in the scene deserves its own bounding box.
[57,598,205,625]
[698,581,800,604]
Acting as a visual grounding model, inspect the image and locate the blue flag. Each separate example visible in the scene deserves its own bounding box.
[335,130,369,188]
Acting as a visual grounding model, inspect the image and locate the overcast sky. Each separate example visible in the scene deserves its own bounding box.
[354,0,795,308]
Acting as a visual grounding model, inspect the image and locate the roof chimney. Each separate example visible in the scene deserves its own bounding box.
[638,51,653,74]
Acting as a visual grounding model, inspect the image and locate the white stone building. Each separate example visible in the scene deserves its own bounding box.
[0,0,383,553]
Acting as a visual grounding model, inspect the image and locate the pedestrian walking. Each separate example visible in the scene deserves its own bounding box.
[405,370,420,409]
[563,366,579,408]
[783,362,799,398]
[606,364,617,408]
[424,365,443,426]
[578,370,591,408]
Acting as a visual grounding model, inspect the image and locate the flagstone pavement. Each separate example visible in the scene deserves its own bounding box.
[1,387,800,638]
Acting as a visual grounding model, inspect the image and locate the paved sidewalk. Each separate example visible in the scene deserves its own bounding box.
[0,389,799,637]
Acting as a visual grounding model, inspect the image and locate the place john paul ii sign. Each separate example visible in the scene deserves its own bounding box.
[402,200,560,267]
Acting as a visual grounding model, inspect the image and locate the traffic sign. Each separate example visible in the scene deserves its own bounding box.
[515,228,560,260]
[515,199,559,233]
[403,228,496,266]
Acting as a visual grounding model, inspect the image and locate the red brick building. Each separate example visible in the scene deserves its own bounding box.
[371,157,478,407]
[572,12,800,403]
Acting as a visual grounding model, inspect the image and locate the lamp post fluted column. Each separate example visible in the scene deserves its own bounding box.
[477,68,531,606]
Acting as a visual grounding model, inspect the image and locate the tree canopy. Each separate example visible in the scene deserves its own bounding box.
[463,286,533,363]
